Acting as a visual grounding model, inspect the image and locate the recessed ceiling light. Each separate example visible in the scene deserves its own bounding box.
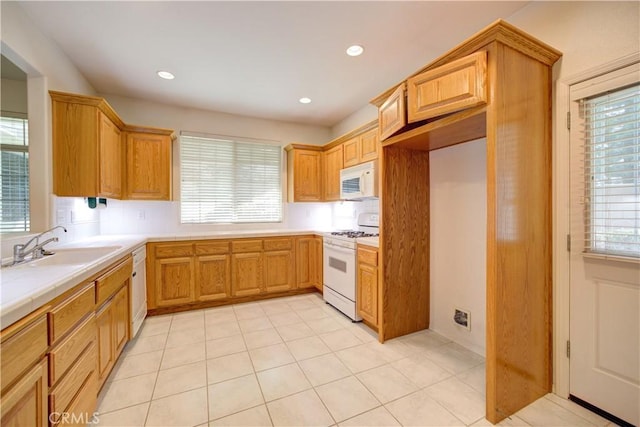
[299,97,312,104]
[346,45,364,57]
[157,70,175,80]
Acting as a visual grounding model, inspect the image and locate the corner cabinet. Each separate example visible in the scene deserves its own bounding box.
[285,145,323,202]
[50,91,173,200]
[371,19,561,424]
[51,93,124,198]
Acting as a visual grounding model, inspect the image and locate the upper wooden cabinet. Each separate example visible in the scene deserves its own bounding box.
[323,144,343,201]
[407,51,487,123]
[285,145,323,202]
[344,129,380,167]
[51,93,124,198]
[125,132,172,200]
[359,129,379,163]
[98,112,123,198]
[343,137,360,167]
[378,83,406,141]
[50,91,173,200]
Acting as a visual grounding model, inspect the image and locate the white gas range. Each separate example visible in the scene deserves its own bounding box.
[323,213,379,321]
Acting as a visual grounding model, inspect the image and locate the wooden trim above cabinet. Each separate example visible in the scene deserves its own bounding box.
[50,91,124,129]
[323,119,378,151]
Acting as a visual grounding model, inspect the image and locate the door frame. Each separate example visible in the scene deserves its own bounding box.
[553,51,640,399]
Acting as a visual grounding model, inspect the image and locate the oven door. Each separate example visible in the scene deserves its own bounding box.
[323,242,356,301]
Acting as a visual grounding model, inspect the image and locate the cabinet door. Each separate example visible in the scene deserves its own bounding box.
[231,253,263,297]
[291,150,322,202]
[52,100,100,197]
[125,133,171,200]
[113,286,129,358]
[155,257,195,307]
[295,238,314,289]
[378,83,406,141]
[196,254,231,301]
[359,128,379,163]
[343,137,360,168]
[312,237,323,291]
[406,51,487,122]
[357,262,378,326]
[0,359,48,427]
[264,250,295,293]
[323,145,343,201]
[95,302,114,385]
[98,111,123,198]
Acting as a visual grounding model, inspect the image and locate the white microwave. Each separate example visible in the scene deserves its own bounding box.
[340,160,378,200]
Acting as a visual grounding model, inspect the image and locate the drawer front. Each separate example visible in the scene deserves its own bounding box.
[154,243,194,258]
[96,257,133,307]
[0,314,48,390]
[232,239,263,253]
[358,246,378,266]
[407,51,487,122]
[49,283,95,345]
[49,342,96,421]
[49,314,96,386]
[378,83,406,141]
[195,240,230,256]
[263,238,293,251]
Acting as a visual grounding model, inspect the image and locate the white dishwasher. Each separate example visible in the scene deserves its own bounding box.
[131,246,147,338]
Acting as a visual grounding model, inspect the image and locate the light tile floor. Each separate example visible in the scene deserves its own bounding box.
[96,293,614,427]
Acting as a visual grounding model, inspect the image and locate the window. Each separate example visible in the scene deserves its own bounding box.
[0,116,29,233]
[573,71,639,257]
[180,133,282,223]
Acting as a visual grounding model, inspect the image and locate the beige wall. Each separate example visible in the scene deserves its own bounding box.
[0,78,28,115]
[103,93,330,146]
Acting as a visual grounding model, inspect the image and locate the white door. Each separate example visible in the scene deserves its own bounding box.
[569,63,640,426]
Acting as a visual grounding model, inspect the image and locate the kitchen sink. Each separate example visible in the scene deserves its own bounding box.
[20,246,122,267]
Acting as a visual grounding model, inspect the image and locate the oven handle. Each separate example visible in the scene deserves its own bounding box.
[323,243,355,255]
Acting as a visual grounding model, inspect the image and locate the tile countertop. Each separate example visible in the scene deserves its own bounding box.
[0,229,324,329]
[356,236,379,248]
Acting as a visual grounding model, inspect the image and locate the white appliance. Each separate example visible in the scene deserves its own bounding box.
[323,213,379,321]
[131,245,147,337]
[340,160,378,200]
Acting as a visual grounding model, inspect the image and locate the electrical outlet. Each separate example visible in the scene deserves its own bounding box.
[137,210,146,220]
[454,308,471,330]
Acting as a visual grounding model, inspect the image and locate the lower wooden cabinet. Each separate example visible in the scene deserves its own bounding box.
[357,245,379,327]
[155,257,194,307]
[96,285,129,388]
[0,255,132,426]
[296,236,322,290]
[231,252,264,297]
[264,249,295,293]
[147,235,323,311]
[196,254,231,301]
[0,359,48,427]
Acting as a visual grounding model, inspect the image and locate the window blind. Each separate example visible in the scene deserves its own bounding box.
[0,116,29,233]
[579,83,639,257]
[180,134,282,224]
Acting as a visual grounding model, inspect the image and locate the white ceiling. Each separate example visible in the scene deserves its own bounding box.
[18,1,530,127]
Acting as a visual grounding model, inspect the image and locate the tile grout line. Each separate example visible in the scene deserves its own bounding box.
[143,312,172,426]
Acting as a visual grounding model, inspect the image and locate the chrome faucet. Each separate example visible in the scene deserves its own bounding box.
[13,226,67,264]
